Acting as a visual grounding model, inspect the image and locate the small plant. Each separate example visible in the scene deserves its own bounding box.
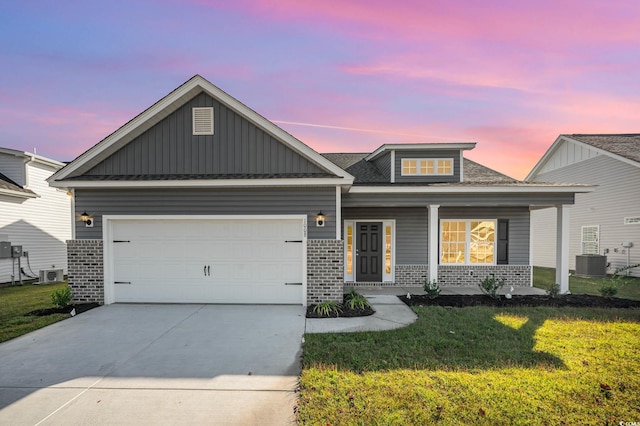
[598,264,640,298]
[599,281,618,298]
[478,274,506,299]
[313,300,343,317]
[51,287,73,308]
[547,283,561,298]
[344,290,371,310]
[423,279,441,299]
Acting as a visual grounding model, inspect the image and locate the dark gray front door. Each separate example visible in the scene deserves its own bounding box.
[356,222,382,282]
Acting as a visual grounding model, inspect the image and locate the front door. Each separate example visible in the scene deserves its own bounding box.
[356,222,382,282]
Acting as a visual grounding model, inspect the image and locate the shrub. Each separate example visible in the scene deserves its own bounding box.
[423,280,441,299]
[547,283,561,298]
[599,282,618,298]
[51,287,73,308]
[313,301,342,317]
[344,290,371,310]
[479,274,506,299]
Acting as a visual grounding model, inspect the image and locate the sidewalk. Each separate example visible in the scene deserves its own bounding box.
[305,285,548,334]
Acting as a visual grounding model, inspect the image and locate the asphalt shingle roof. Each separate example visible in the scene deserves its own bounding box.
[567,134,640,164]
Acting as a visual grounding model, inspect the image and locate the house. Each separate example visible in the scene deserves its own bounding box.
[526,134,640,278]
[48,75,593,305]
[0,148,72,284]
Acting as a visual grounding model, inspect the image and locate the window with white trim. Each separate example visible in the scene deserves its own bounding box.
[581,225,599,254]
[440,220,496,264]
[192,107,214,135]
[401,158,453,176]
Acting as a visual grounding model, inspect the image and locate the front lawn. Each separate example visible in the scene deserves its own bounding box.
[299,306,640,425]
[0,282,71,343]
[533,266,640,300]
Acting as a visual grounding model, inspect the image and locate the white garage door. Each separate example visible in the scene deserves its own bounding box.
[109,218,304,304]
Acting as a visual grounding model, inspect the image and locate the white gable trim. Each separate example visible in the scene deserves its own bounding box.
[49,177,349,189]
[526,135,640,180]
[348,185,596,194]
[50,75,353,184]
[366,143,476,161]
[0,188,38,199]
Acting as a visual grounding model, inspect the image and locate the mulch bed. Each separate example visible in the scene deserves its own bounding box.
[306,304,375,319]
[25,303,100,317]
[399,294,640,309]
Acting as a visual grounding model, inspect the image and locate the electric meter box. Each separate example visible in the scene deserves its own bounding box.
[11,245,23,258]
[0,241,10,259]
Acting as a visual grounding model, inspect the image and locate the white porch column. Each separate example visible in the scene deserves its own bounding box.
[556,204,571,294]
[428,205,440,284]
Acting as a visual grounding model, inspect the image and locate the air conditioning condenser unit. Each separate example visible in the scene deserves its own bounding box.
[39,268,64,284]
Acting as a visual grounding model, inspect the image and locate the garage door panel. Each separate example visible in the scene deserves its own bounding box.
[111,219,304,304]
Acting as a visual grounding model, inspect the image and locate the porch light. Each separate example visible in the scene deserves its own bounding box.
[80,211,93,227]
[316,211,325,227]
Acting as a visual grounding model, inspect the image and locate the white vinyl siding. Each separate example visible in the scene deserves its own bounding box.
[530,154,640,277]
[0,161,72,283]
[581,225,599,254]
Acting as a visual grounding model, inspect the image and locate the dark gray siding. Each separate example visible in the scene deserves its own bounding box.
[343,207,427,264]
[84,92,327,177]
[75,187,336,239]
[371,152,391,180]
[395,150,461,183]
[440,207,530,265]
[342,192,575,207]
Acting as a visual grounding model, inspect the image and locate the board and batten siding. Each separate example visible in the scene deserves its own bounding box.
[0,162,71,283]
[395,150,461,183]
[439,207,530,265]
[74,187,336,240]
[531,155,640,277]
[82,92,327,177]
[343,207,428,264]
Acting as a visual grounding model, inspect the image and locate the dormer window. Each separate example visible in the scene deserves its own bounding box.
[401,158,453,176]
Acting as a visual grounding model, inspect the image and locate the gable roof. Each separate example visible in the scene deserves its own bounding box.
[526,133,640,180]
[49,75,353,187]
[365,143,476,161]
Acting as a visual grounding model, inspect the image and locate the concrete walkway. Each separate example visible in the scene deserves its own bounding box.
[305,285,547,334]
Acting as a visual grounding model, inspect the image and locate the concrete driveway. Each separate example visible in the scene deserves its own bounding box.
[0,304,306,425]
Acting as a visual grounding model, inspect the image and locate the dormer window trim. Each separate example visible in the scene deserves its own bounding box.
[401,158,454,176]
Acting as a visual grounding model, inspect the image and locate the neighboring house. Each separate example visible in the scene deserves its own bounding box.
[526,134,640,278]
[48,75,592,305]
[0,148,72,284]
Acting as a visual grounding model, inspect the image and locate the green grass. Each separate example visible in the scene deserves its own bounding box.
[0,282,71,344]
[533,266,640,300]
[299,306,640,425]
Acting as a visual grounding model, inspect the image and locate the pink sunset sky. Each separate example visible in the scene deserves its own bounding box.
[1,0,639,179]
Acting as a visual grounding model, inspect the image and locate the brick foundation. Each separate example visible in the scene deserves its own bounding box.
[307,239,344,304]
[438,265,531,287]
[67,239,104,304]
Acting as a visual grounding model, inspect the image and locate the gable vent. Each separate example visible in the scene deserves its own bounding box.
[192,107,214,135]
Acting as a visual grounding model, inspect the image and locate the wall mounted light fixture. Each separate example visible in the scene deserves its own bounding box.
[80,211,93,227]
[316,211,325,227]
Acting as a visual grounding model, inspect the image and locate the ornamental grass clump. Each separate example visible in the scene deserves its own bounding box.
[344,289,371,310]
[51,287,73,308]
[313,300,342,317]
[478,274,506,299]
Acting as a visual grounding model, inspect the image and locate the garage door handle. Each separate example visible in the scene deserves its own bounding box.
[207,265,211,276]
[285,282,302,285]
[204,265,207,276]
[285,240,303,243]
